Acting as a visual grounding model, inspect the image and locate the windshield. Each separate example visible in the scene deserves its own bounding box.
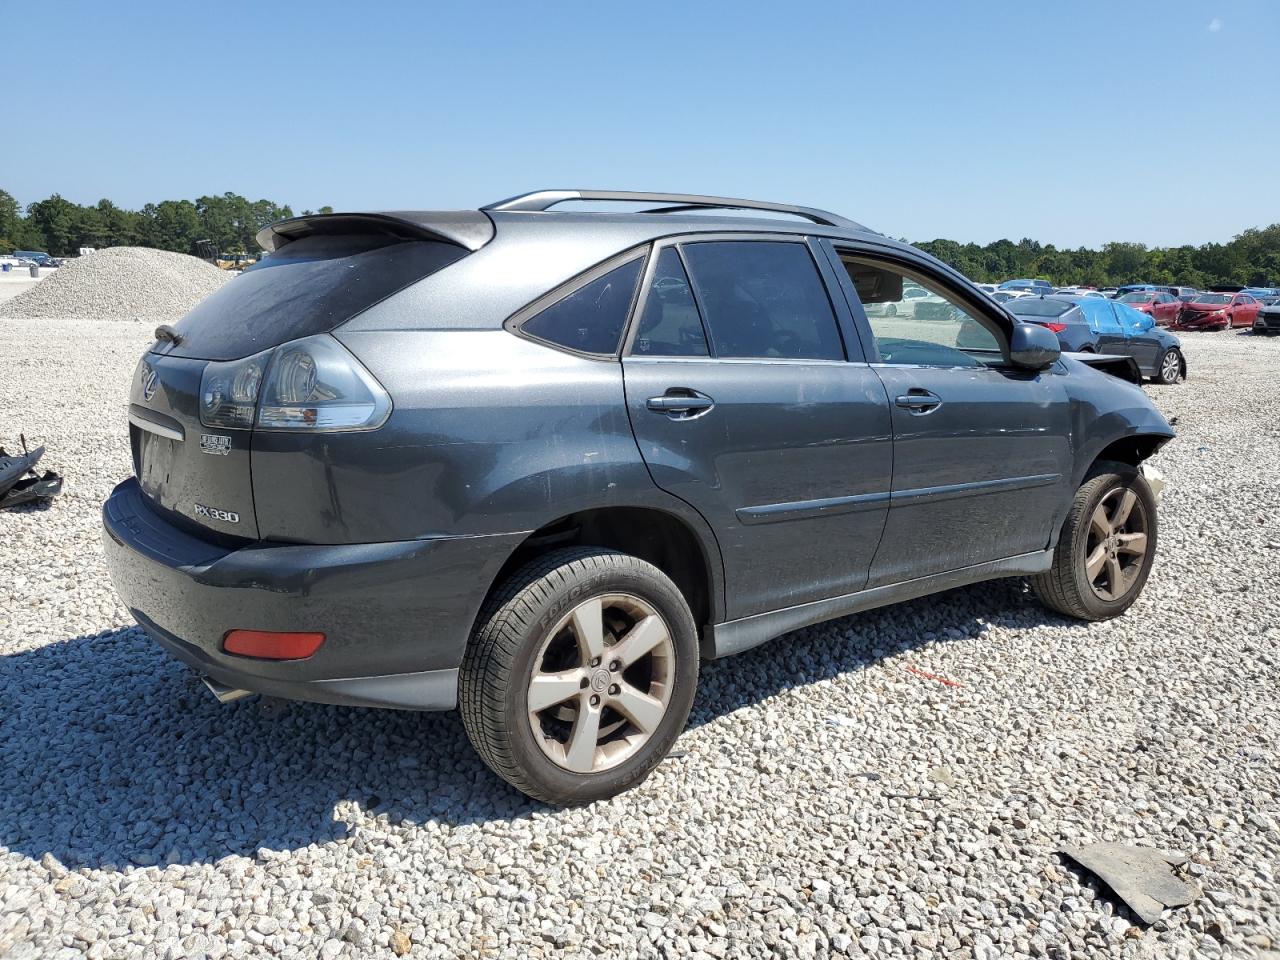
[1008,299,1074,318]
[1193,294,1231,304]
[1119,292,1155,303]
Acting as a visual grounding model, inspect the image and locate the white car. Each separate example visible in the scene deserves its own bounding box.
[864,284,956,320]
[990,289,1033,304]
[1055,287,1107,299]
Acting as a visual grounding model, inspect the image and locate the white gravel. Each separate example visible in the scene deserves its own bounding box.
[1,320,1278,960]
[0,248,228,322]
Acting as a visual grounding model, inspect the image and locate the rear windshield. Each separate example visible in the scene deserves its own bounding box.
[162,234,467,360]
[1118,292,1155,303]
[1008,298,1073,317]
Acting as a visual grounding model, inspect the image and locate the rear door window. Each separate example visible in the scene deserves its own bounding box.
[520,257,645,356]
[679,241,844,360]
[632,247,709,357]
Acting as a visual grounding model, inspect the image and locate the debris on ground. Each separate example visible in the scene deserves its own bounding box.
[0,247,229,322]
[905,665,964,687]
[0,437,63,509]
[1059,843,1196,924]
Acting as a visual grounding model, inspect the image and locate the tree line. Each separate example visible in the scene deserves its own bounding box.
[0,189,331,259]
[3,187,1278,287]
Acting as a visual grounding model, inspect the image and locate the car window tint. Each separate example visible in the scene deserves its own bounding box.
[631,248,709,357]
[520,258,644,355]
[839,256,1001,365]
[680,241,843,360]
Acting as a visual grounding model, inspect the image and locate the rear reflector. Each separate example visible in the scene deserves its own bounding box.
[223,630,325,660]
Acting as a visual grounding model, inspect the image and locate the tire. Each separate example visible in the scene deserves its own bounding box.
[460,547,699,804]
[1031,462,1158,621]
[1156,347,1183,385]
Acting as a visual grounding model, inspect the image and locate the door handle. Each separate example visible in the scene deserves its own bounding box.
[895,390,942,414]
[646,389,715,419]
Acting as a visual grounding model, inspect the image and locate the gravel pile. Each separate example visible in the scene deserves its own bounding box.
[0,248,228,322]
[1,320,1278,959]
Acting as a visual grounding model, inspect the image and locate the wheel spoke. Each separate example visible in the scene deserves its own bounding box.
[612,682,666,734]
[1106,556,1127,597]
[564,700,602,772]
[1085,543,1108,580]
[570,598,605,663]
[611,615,669,669]
[528,669,585,712]
[1116,532,1147,556]
[1089,505,1111,539]
[1111,489,1137,529]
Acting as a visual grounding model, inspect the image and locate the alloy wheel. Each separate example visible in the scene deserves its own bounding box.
[1084,486,1149,601]
[526,594,675,774]
[1160,350,1180,383]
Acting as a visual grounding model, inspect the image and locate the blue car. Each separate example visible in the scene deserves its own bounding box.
[1006,295,1185,385]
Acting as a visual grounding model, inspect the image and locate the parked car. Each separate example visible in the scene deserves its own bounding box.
[1056,287,1107,299]
[100,189,1174,803]
[1253,299,1280,335]
[974,283,998,295]
[12,250,62,268]
[1115,284,1158,297]
[1100,287,1119,298]
[999,278,1054,295]
[1007,296,1185,384]
[1116,290,1183,325]
[863,282,956,320]
[1174,291,1261,330]
[1170,286,1200,302]
[991,289,1032,303]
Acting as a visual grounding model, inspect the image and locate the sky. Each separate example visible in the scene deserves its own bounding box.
[8,0,1278,249]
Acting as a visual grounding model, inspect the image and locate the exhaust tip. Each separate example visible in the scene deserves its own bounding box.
[201,676,254,704]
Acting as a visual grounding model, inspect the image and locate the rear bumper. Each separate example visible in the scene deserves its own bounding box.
[101,478,526,710]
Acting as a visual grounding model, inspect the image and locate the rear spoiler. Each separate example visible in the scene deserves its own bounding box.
[1063,351,1143,385]
[256,210,495,254]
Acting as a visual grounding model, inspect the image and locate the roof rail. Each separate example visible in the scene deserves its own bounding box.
[482,190,868,231]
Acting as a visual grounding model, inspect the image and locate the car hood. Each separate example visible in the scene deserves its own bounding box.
[1183,301,1230,312]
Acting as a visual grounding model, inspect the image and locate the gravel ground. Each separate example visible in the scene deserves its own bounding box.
[1,319,1278,960]
[0,249,228,321]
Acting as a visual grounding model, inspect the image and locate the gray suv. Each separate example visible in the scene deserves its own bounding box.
[103,190,1174,803]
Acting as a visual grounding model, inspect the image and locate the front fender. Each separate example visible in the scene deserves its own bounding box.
[1061,357,1175,490]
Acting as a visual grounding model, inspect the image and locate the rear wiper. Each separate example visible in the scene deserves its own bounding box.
[154,324,184,345]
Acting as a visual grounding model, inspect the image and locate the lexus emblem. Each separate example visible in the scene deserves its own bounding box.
[141,364,159,401]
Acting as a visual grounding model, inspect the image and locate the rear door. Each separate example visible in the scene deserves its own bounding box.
[822,243,1072,585]
[1114,301,1160,372]
[1095,301,1129,354]
[621,236,893,619]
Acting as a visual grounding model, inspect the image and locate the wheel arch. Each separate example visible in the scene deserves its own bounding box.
[477,505,724,638]
[1089,432,1169,471]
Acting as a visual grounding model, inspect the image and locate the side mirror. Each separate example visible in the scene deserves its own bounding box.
[1009,323,1061,369]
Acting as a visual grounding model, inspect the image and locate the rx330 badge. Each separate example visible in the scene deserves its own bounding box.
[199,434,231,456]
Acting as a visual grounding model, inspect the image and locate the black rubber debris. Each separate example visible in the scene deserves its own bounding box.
[0,437,64,509]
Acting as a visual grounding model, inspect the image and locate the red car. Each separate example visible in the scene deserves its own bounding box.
[1116,291,1183,325]
[1173,292,1262,330]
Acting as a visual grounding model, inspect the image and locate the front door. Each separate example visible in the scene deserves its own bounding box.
[823,244,1074,585]
[622,237,893,619]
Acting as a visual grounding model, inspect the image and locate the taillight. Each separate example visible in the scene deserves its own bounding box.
[200,350,270,428]
[197,334,391,433]
[224,630,325,660]
[257,335,391,432]
[1036,321,1069,333]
